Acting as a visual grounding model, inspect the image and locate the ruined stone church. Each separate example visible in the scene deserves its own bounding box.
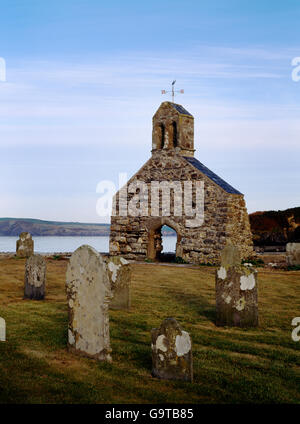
[109,101,253,264]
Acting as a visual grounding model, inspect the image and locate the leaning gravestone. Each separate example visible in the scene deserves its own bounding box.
[66,245,112,361]
[106,256,131,310]
[24,254,46,300]
[215,245,258,327]
[151,318,193,382]
[0,317,6,341]
[286,243,300,266]
[16,232,34,258]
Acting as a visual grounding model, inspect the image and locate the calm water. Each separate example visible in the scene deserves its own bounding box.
[0,236,176,253]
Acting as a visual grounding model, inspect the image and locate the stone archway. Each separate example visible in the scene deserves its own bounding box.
[146,218,182,261]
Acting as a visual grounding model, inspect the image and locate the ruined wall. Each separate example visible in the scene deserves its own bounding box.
[110,150,253,264]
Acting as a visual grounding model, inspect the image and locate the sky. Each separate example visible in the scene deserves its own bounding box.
[0,0,300,223]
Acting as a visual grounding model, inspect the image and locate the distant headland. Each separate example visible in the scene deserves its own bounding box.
[0,218,176,237]
[0,206,299,247]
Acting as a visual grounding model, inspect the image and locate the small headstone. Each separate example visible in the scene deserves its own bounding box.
[286,243,300,266]
[66,245,112,361]
[151,318,193,382]
[16,232,34,258]
[106,256,131,310]
[24,254,46,300]
[216,245,258,327]
[0,317,6,341]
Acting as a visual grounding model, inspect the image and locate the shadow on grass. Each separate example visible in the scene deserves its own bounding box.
[164,287,217,323]
[0,342,98,404]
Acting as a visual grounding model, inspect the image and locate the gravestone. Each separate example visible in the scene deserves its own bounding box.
[24,254,46,300]
[66,245,112,361]
[0,317,5,341]
[216,245,258,327]
[151,318,193,382]
[106,256,131,310]
[16,232,34,258]
[286,243,300,266]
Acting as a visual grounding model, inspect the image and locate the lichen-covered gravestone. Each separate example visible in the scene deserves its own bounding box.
[215,245,258,327]
[286,243,300,266]
[16,232,34,258]
[66,245,112,361]
[24,254,46,300]
[151,318,193,382]
[0,317,6,341]
[106,256,131,310]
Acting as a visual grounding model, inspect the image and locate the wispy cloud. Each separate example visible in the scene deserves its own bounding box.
[0,45,298,150]
[6,46,288,85]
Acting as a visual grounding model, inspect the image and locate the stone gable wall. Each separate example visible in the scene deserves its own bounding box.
[110,150,253,264]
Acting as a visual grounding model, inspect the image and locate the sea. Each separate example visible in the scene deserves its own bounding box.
[0,236,177,254]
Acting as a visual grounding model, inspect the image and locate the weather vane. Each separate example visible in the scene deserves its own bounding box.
[161,80,184,103]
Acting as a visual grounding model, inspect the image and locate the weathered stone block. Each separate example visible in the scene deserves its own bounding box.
[286,243,300,266]
[109,241,120,252]
[24,254,46,300]
[66,245,112,361]
[151,318,193,382]
[16,232,34,258]
[216,245,258,327]
[106,256,131,310]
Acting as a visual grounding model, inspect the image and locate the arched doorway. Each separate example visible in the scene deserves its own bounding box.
[161,225,176,251]
[147,219,182,261]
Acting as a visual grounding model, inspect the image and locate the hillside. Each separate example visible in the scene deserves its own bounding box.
[1,208,299,244]
[0,218,110,236]
[249,207,300,246]
[0,218,176,237]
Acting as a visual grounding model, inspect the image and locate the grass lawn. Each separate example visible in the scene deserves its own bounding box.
[0,257,299,404]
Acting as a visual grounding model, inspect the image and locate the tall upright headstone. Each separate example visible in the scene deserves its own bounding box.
[0,317,6,342]
[16,232,34,258]
[24,254,46,300]
[215,245,258,327]
[151,318,193,382]
[106,256,131,310]
[66,245,112,361]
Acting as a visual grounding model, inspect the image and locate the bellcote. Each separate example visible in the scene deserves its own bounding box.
[152,101,195,157]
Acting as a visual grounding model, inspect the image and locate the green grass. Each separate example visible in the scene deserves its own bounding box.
[0,257,299,404]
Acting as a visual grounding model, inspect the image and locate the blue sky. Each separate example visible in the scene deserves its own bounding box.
[0,0,300,222]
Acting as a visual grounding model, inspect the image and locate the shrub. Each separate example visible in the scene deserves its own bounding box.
[242,258,264,267]
[174,256,188,264]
